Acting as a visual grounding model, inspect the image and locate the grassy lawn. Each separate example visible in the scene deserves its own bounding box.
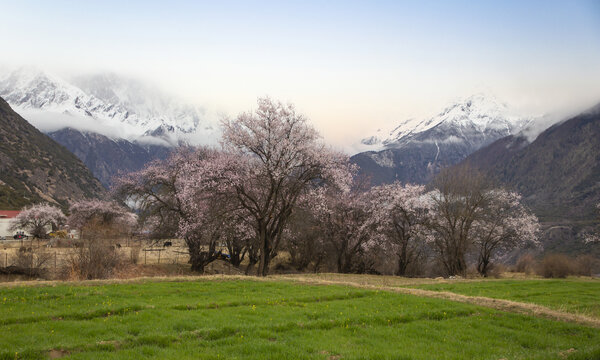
[0,278,599,359]
[405,279,600,319]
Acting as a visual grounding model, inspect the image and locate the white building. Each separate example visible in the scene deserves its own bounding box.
[0,211,27,238]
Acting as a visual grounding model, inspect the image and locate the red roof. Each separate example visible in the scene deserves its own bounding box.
[0,211,20,219]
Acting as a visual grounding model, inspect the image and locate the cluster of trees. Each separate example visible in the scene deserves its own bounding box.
[113,98,541,277]
[10,200,137,241]
[8,199,138,279]
[10,99,560,278]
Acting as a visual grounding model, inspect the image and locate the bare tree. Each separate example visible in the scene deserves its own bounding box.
[426,165,491,276]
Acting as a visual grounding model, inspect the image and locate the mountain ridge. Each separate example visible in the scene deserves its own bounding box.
[47,128,171,188]
[351,95,533,185]
[0,96,106,209]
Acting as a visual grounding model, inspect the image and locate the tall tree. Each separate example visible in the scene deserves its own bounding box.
[472,190,540,277]
[308,185,377,273]
[114,147,242,272]
[221,97,352,276]
[427,166,490,276]
[369,183,431,276]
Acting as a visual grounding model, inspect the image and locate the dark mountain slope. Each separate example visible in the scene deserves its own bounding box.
[48,128,171,188]
[464,104,600,222]
[0,97,106,209]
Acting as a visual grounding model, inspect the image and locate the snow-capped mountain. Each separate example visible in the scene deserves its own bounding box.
[352,95,534,185]
[0,68,217,146]
[360,94,531,150]
[0,67,219,189]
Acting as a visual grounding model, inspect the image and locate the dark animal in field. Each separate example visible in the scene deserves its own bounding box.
[116,243,122,248]
[163,241,172,247]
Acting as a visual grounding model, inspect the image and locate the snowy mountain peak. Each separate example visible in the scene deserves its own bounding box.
[0,68,217,146]
[360,94,530,150]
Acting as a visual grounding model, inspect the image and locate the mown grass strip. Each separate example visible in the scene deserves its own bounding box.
[0,304,147,326]
[276,276,600,328]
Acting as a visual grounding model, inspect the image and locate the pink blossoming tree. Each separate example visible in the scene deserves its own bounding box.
[115,147,244,272]
[307,182,378,273]
[369,183,431,276]
[10,203,66,239]
[221,97,353,276]
[471,190,540,277]
[68,199,137,240]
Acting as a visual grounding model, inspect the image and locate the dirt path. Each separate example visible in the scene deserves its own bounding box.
[2,273,598,328]
[274,275,600,328]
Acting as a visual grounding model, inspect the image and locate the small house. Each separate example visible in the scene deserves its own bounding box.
[0,211,25,238]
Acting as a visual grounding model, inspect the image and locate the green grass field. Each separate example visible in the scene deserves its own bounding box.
[405,279,600,319]
[0,278,599,360]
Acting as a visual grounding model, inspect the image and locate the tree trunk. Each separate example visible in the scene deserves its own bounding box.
[189,251,218,273]
[257,227,271,277]
[477,257,490,277]
[396,256,408,276]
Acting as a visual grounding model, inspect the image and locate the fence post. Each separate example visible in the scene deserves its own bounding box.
[54,252,57,271]
[158,250,161,264]
[144,250,147,265]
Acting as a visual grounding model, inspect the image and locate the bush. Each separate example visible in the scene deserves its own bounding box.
[514,253,536,274]
[487,263,506,278]
[63,239,122,280]
[573,255,599,276]
[536,254,574,278]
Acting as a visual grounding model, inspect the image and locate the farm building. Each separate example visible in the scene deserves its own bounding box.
[0,211,28,238]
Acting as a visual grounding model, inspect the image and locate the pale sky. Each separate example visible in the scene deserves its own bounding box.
[1,0,600,150]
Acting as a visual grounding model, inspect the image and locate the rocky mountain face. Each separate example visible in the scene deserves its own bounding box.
[464,103,600,222]
[462,104,600,256]
[0,97,106,209]
[351,95,531,185]
[47,128,171,188]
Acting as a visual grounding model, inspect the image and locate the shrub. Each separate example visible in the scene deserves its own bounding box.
[573,255,599,276]
[487,263,506,278]
[63,239,122,280]
[514,253,536,274]
[536,254,574,278]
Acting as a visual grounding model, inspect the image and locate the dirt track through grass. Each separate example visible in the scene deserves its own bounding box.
[274,275,600,328]
[2,276,600,359]
[2,273,599,329]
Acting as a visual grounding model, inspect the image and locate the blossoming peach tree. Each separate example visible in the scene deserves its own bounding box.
[220,97,353,276]
[10,203,66,239]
